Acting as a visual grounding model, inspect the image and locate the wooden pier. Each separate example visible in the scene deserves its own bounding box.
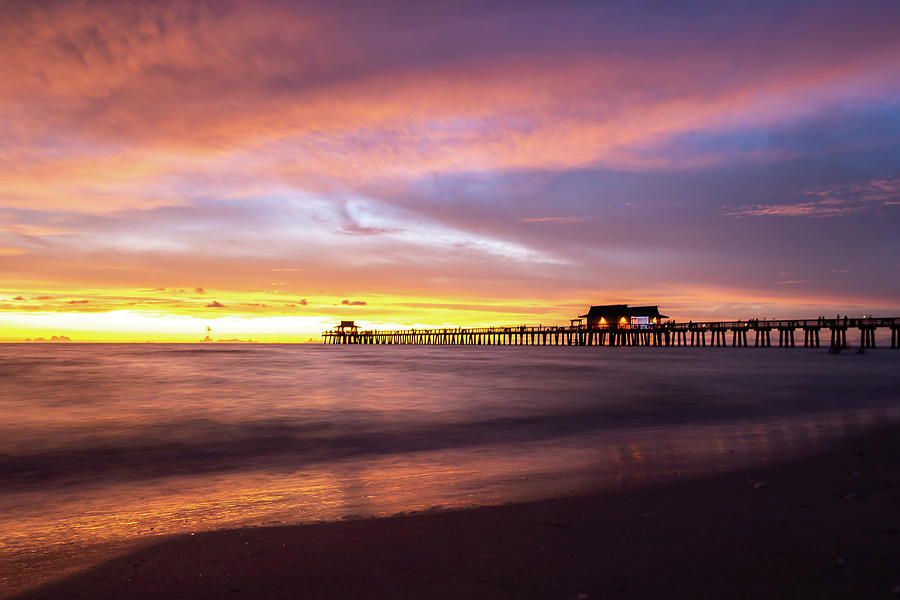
[323,317,900,350]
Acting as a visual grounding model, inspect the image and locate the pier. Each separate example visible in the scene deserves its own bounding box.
[323,317,900,350]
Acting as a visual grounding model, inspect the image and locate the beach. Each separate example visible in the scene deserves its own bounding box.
[9,423,899,599]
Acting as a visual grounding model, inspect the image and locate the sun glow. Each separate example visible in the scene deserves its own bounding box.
[2,284,895,342]
[0,311,335,343]
[0,291,582,342]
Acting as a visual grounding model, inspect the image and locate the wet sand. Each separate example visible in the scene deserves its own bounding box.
[9,426,900,600]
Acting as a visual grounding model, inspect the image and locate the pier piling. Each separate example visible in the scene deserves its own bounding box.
[324,317,900,349]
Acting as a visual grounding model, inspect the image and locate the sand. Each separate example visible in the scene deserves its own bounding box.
[9,426,900,599]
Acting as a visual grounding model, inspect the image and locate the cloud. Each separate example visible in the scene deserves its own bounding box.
[66,299,89,304]
[206,301,225,308]
[12,296,24,300]
[0,0,899,335]
[726,202,862,218]
[727,177,900,217]
[519,217,587,224]
[0,224,73,236]
[807,177,900,205]
[2,0,899,216]
[339,224,399,236]
[341,299,367,306]
[194,287,205,294]
[27,335,72,343]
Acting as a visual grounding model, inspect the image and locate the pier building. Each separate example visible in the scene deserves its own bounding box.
[579,304,667,329]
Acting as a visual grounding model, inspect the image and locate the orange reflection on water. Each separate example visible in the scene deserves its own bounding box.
[2,405,898,561]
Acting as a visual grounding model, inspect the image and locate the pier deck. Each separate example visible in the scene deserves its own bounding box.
[323,318,900,349]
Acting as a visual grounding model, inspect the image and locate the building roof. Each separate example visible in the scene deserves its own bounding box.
[579,304,628,319]
[628,306,668,319]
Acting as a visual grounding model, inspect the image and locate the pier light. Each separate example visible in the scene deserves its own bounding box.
[599,317,607,326]
[619,316,628,325]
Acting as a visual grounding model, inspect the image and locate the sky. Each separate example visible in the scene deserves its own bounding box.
[1,0,899,342]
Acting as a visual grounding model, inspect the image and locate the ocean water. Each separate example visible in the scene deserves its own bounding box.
[1,343,899,562]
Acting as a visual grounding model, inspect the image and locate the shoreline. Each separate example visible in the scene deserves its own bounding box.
[9,424,900,599]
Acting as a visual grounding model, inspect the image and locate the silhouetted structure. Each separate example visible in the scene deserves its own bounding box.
[335,321,359,334]
[579,304,667,329]
[323,308,900,351]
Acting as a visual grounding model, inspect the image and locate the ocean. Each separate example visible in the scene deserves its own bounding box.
[2,343,899,561]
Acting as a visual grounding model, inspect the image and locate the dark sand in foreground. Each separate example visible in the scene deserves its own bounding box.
[10,427,900,600]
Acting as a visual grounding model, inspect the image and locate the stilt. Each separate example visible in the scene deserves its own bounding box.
[860,326,877,349]
[325,317,899,349]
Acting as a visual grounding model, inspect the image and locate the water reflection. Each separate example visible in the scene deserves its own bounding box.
[1,344,899,571]
[2,405,897,558]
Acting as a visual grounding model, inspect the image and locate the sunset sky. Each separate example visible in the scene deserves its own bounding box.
[2,0,899,342]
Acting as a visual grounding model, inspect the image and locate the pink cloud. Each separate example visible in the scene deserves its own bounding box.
[519,217,587,224]
[726,203,863,218]
[339,224,399,236]
[1,1,899,215]
[728,177,900,217]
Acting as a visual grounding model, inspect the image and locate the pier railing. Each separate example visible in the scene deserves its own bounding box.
[322,317,900,349]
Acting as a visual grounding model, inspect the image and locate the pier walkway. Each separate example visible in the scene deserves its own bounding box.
[323,317,900,350]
